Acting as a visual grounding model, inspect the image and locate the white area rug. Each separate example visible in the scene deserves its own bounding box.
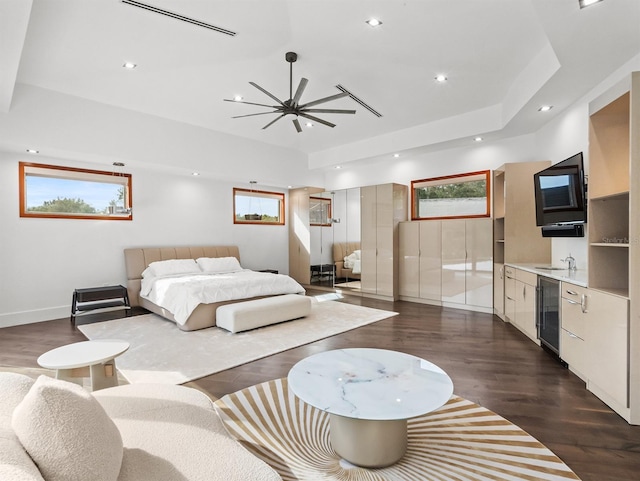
[78,299,397,385]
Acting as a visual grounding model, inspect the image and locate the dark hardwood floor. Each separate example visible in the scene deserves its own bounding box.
[1,292,639,480]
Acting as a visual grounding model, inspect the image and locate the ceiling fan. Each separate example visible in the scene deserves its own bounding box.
[224,52,356,133]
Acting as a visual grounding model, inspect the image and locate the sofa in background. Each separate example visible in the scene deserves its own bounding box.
[333,242,361,280]
[0,372,281,481]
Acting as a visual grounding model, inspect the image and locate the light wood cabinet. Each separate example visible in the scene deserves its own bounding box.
[361,183,407,300]
[504,266,516,324]
[504,266,538,343]
[288,187,312,284]
[560,282,589,380]
[514,270,538,343]
[493,161,550,320]
[585,289,629,414]
[441,218,493,310]
[560,281,629,417]
[441,220,467,305]
[587,71,639,424]
[399,221,441,302]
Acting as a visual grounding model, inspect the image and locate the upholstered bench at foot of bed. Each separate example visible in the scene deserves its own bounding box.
[216,294,312,333]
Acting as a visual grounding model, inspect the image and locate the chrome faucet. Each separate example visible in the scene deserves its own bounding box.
[561,254,577,271]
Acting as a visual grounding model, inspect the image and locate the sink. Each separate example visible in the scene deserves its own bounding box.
[535,266,567,271]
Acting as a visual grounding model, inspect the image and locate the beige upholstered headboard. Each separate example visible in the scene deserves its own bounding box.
[124,246,240,306]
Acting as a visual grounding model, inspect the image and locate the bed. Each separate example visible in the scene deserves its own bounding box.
[333,242,361,280]
[124,245,305,331]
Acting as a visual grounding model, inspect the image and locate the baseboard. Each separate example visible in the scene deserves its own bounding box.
[0,305,69,328]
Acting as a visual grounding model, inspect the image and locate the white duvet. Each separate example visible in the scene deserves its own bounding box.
[343,250,361,274]
[141,270,306,325]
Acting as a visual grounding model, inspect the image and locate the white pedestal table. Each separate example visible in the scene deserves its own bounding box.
[288,348,454,468]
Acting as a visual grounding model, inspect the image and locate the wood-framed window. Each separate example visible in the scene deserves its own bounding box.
[309,196,332,226]
[233,187,285,225]
[19,162,132,220]
[411,170,491,220]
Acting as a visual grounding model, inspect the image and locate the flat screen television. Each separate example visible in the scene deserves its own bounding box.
[533,152,587,227]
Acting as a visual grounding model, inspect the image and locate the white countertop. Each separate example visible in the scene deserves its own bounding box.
[287,348,454,421]
[506,263,588,287]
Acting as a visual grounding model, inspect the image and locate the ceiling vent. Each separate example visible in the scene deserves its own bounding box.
[121,0,237,36]
[335,85,382,118]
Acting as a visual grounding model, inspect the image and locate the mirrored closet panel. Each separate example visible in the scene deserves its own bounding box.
[309,188,361,293]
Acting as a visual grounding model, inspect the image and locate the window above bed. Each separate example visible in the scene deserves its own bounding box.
[233,187,285,225]
[19,162,132,221]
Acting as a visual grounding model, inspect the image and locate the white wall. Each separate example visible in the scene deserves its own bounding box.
[3,62,640,327]
[0,153,290,327]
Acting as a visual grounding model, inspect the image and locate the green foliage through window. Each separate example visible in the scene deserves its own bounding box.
[20,162,132,220]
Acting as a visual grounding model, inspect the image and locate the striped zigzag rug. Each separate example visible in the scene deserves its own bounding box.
[215,378,581,481]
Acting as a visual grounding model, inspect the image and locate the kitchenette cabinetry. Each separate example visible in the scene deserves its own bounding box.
[504,266,538,343]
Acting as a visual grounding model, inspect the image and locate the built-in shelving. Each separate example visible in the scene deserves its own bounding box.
[588,93,630,297]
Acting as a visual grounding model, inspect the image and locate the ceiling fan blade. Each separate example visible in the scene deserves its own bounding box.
[232,111,281,119]
[293,118,302,133]
[298,113,336,128]
[262,114,286,130]
[292,78,309,106]
[249,82,285,106]
[299,91,349,109]
[224,99,282,109]
[301,108,356,114]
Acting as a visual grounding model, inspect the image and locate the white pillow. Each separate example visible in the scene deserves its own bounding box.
[12,376,123,481]
[141,258,200,278]
[196,256,243,274]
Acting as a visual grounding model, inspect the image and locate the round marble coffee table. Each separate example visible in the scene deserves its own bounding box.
[287,348,453,468]
[37,340,129,391]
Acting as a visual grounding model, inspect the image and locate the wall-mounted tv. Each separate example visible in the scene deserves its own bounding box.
[533,152,587,231]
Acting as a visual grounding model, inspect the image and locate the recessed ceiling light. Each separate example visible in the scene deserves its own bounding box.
[26,149,39,154]
[233,95,243,101]
[579,0,603,8]
[538,105,553,112]
[393,153,400,158]
[192,172,200,176]
[434,74,448,83]
[474,137,483,142]
[366,18,382,27]
[335,166,342,169]
[122,62,137,69]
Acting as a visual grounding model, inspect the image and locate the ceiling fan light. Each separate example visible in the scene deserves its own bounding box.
[306,122,313,127]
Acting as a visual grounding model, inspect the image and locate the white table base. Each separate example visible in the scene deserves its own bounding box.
[329,414,407,468]
[55,358,119,391]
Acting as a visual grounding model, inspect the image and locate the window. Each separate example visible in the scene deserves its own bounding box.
[309,196,332,226]
[233,187,285,225]
[411,170,490,220]
[19,162,132,220]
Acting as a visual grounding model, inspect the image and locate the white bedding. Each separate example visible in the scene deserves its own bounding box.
[343,250,361,274]
[141,270,306,325]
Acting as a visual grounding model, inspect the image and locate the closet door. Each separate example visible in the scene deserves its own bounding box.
[360,185,377,295]
[465,218,493,308]
[441,220,466,304]
[419,221,442,301]
[399,222,419,298]
[376,184,394,297]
